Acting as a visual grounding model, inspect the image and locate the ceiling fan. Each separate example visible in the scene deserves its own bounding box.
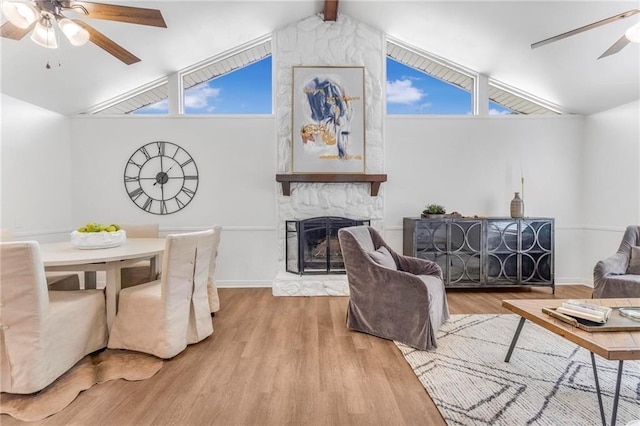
[531,9,640,59]
[0,0,166,65]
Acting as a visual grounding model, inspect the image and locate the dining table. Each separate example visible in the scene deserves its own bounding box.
[39,238,166,331]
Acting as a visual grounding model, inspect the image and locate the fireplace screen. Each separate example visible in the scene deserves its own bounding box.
[286,217,370,275]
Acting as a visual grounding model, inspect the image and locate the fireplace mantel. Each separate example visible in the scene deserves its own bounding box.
[276,173,387,196]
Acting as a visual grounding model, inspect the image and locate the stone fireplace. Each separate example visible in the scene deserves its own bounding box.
[286,216,370,275]
[273,14,384,296]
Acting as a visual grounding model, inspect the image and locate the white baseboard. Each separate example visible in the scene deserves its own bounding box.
[217,280,273,288]
[552,280,593,289]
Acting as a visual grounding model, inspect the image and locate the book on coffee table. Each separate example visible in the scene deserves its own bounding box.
[555,300,612,324]
[543,304,640,332]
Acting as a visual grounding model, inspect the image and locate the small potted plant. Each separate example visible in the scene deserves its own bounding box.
[422,204,447,218]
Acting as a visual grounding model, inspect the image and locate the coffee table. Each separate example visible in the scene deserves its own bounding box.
[502,298,640,426]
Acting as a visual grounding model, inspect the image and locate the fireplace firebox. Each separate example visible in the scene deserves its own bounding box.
[286,216,370,275]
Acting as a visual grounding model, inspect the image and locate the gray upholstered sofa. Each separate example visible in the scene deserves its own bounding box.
[593,225,640,298]
[338,226,449,350]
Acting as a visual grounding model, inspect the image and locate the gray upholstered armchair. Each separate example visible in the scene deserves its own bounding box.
[593,225,640,298]
[338,226,449,350]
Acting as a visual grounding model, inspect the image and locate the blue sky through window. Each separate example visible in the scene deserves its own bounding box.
[185,56,272,114]
[131,97,168,115]
[386,57,472,115]
[133,56,273,115]
[132,55,512,116]
[489,101,513,115]
[386,58,512,115]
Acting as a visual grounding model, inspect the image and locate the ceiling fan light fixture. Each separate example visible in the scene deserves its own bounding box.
[30,16,57,49]
[625,22,640,43]
[58,18,89,46]
[1,0,39,29]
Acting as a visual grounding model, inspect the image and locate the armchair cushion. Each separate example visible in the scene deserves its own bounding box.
[368,246,397,270]
[627,246,640,274]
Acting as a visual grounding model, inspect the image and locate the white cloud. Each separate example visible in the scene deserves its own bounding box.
[141,99,168,112]
[386,79,424,104]
[489,108,511,115]
[184,85,221,109]
[417,102,432,112]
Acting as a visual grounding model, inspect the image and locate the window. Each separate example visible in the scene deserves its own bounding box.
[387,41,474,115]
[488,83,559,115]
[133,98,168,115]
[489,101,513,115]
[182,39,272,114]
[87,37,272,115]
[387,38,564,116]
[93,82,168,115]
[183,56,272,114]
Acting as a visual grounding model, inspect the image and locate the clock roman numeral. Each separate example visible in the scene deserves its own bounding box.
[160,200,168,215]
[157,141,165,156]
[140,146,151,160]
[180,158,193,168]
[180,187,196,198]
[184,175,198,180]
[142,197,153,212]
[176,197,185,209]
[172,146,181,159]
[128,187,143,200]
[128,159,142,168]
[125,175,140,182]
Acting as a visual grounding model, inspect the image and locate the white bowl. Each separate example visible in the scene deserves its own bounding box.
[70,230,127,249]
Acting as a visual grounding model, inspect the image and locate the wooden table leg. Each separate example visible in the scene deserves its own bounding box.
[104,262,122,332]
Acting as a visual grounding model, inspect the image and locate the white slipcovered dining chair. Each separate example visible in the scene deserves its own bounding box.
[119,223,160,289]
[208,225,222,314]
[0,241,108,394]
[0,228,82,291]
[108,229,215,359]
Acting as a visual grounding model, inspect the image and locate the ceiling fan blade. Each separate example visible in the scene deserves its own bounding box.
[0,21,35,40]
[598,35,631,59]
[532,8,639,49]
[64,1,167,28]
[73,20,140,65]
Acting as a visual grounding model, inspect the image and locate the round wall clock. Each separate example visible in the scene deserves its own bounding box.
[123,141,199,215]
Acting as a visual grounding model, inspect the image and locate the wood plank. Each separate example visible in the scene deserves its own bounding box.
[0,285,595,425]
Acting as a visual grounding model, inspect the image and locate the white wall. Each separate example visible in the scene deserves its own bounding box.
[1,94,73,242]
[69,115,277,287]
[383,115,586,283]
[4,16,638,289]
[581,100,640,284]
[7,97,635,288]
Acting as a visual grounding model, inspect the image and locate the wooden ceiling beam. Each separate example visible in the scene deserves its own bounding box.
[323,0,339,21]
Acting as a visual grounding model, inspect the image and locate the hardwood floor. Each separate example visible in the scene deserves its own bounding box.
[2,285,592,425]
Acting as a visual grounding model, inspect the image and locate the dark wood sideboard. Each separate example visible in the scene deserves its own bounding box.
[403,217,555,292]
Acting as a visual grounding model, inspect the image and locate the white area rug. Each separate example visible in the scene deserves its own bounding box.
[395,314,640,426]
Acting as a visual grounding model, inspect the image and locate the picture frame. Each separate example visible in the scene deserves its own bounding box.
[291,66,365,173]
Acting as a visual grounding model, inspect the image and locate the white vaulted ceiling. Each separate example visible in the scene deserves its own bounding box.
[1,0,639,116]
